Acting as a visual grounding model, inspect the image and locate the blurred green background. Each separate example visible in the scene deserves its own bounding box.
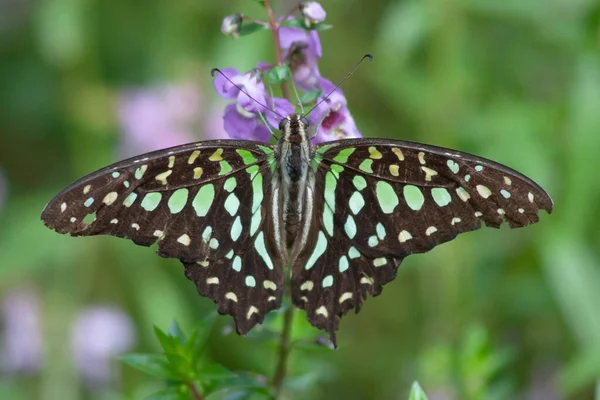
[1,0,599,399]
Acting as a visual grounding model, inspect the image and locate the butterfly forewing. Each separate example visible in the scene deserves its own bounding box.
[290,138,553,343]
[42,140,285,333]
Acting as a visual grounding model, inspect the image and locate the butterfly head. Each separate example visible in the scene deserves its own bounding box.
[279,114,310,141]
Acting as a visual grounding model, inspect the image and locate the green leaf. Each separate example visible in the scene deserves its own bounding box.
[311,23,333,32]
[254,0,265,6]
[299,90,322,104]
[202,370,269,397]
[185,313,217,366]
[409,382,429,400]
[154,325,184,357]
[168,320,187,344]
[238,22,268,37]
[145,386,190,400]
[266,65,292,85]
[280,18,333,31]
[120,353,181,380]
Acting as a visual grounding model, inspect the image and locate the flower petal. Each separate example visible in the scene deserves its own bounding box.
[266,97,295,127]
[213,67,241,99]
[252,124,273,142]
[300,2,327,26]
[223,103,257,139]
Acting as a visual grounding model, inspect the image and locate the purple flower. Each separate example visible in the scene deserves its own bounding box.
[299,2,326,27]
[71,306,135,387]
[118,83,203,157]
[279,27,323,91]
[309,78,361,143]
[0,288,43,373]
[214,68,294,140]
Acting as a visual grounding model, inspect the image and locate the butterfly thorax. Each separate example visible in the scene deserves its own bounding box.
[275,114,313,250]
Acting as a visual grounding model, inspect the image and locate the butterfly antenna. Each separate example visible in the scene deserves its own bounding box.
[211,68,286,121]
[303,53,373,118]
[290,77,305,114]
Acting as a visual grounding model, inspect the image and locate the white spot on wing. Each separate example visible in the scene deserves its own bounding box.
[476,185,492,199]
[398,230,412,243]
[225,292,238,302]
[339,293,353,303]
[425,226,438,236]
[177,234,191,246]
[247,306,259,319]
[263,280,277,290]
[316,306,328,318]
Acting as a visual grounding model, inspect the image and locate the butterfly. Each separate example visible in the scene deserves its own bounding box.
[41,113,552,345]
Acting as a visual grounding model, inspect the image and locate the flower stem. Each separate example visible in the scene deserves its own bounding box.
[186,381,204,400]
[264,0,290,100]
[272,305,294,398]
[264,3,295,396]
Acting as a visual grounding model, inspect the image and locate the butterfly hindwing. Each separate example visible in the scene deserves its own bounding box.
[291,138,553,344]
[42,140,285,333]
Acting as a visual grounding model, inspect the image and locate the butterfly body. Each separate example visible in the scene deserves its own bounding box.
[276,114,313,250]
[42,114,552,345]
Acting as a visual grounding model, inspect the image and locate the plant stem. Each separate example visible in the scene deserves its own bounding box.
[264,0,290,100]
[264,1,295,396]
[187,381,204,400]
[272,305,294,398]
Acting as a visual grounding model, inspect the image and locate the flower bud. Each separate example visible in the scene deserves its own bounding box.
[299,2,326,27]
[221,13,242,38]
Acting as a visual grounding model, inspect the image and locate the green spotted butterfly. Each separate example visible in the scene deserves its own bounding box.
[41,113,552,345]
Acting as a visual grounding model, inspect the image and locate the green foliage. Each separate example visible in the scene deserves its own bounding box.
[409,382,429,400]
[238,22,269,37]
[122,318,269,399]
[1,0,599,398]
[280,18,333,31]
[265,65,292,85]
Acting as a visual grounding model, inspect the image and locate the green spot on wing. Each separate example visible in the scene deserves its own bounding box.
[232,255,242,271]
[192,185,215,217]
[330,163,344,178]
[344,215,357,239]
[254,231,274,270]
[141,192,162,211]
[431,188,452,207]
[168,188,188,214]
[404,185,424,211]
[359,159,373,173]
[352,175,367,191]
[305,231,327,270]
[257,145,274,155]
[250,169,263,213]
[236,149,257,164]
[224,177,237,192]
[349,191,365,215]
[376,181,399,214]
[333,148,355,163]
[123,192,137,207]
[219,160,233,175]
[230,216,242,241]
[224,193,240,216]
[339,255,349,272]
[348,246,360,259]
[323,205,334,236]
